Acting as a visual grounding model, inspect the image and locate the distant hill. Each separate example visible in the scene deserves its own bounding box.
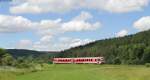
[6,49,60,58]
[60,30,150,64]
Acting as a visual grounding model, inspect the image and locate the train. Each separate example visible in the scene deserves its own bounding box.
[53,57,105,64]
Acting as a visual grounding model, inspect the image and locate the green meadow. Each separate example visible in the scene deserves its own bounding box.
[0,64,150,80]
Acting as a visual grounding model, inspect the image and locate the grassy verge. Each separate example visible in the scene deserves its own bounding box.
[15,64,150,80]
[0,64,45,80]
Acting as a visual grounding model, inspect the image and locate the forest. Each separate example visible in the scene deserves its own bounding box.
[60,30,150,65]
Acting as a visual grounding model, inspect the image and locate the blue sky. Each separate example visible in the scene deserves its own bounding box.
[0,0,150,51]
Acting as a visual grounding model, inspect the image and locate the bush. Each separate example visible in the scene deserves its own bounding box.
[145,63,150,67]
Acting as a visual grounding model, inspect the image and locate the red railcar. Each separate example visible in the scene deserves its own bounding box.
[53,57,104,64]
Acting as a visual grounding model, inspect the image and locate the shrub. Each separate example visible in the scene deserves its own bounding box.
[145,63,150,67]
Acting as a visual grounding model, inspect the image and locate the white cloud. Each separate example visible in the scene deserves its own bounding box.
[69,38,93,47]
[133,16,150,31]
[0,14,62,35]
[36,19,62,37]
[61,11,101,32]
[40,35,53,42]
[10,3,44,14]
[0,11,99,33]
[10,0,150,14]
[61,21,101,32]
[73,11,93,21]
[32,37,94,51]
[10,0,83,13]
[0,11,100,51]
[57,37,93,50]
[0,14,35,33]
[102,0,149,13]
[33,35,53,50]
[39,19,61,29]
[16,39,33,49]
[116,29,128,37]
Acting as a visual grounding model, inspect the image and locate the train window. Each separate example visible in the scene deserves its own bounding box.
[101,58,104,60]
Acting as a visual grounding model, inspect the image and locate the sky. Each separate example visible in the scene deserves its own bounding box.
[0,0,150,51]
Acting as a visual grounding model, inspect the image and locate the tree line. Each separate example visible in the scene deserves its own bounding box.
[0,48,50,68]
[60,30,150,65]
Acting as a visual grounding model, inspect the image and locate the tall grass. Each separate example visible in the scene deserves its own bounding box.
[0,66,16,80]
[0,64,43,80]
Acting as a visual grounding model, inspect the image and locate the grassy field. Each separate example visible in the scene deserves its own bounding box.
[1,64,150,80]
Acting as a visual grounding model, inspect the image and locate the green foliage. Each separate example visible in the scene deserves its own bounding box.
[145,63,150,67]
[5,49,57,65]
[0,48,15,66]
[141,46,150,63]
[0,48,47,69]
[60,30,150,65]
[1,54,15,66]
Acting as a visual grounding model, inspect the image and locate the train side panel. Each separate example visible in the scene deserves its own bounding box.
[52,57,104,64]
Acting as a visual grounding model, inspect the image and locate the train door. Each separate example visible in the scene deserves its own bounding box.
[97,58,101,64]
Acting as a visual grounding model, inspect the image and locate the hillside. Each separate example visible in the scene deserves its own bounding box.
[6,49,60,59]
[60,30,150,64]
